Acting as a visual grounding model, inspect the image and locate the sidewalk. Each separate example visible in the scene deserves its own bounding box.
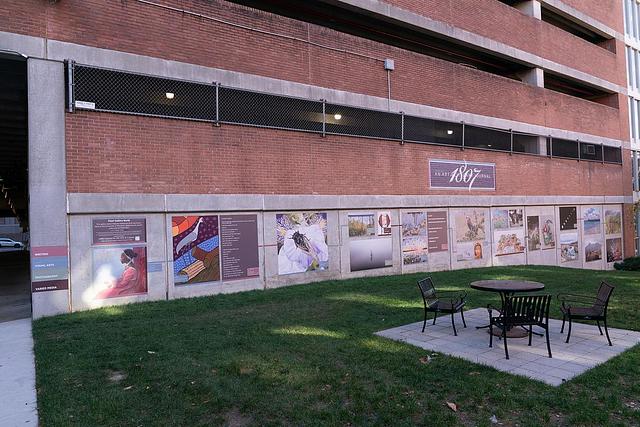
[0,318,38,425]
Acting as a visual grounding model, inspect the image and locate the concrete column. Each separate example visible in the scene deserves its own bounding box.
[517,68,545,87]
[514,0,542,19]
[537,136,548,155]
[633,151,639,192]
[28,58,70,318]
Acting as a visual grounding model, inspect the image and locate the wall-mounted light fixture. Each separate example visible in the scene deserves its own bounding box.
[334,114,342,120]
[165,92,175,99]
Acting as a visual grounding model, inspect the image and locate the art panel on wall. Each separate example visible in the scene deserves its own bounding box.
[453,209,486,261]
[172,216,220,285]
[540,215,556,249]
[276,212,329,275]
[583,207,602,236]
[92,246,148,299]
[606,238,622,262]
[492,208,524,256]
[348,214,375,237]
[401,211,428,265]
[560,233,579,263]
[527,216,541,251]
[604,209,622,235]
[560,207,578,231]
[584,240,602,263]
[377,211,392,236]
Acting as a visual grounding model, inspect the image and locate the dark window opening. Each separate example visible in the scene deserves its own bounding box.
[324,104,402,139]
[403,117,462,147]
[513,132,541,154]
[551,138,579,159]
[464,125,511,151]
[604,145,622,163]
[579,142,603,161]
[74,65,217,121]
[219,88,323,132]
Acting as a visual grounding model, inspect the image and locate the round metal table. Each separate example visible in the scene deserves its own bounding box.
[470,280,545,337]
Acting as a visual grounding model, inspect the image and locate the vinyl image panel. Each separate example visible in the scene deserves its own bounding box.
[606,238,623,262]
[527,216,541,251]
[348,214,375,237]
[560,233,579,263]
[350,238,393,272]
[559,207,578,231]
[92,246,148,299]
[276,212,329,275]
[540,215,556,249]
[604,209,622,235]
[584,240,602,263]
[583,207,602,236]
[402,211,428,265]
[172,216,220,285]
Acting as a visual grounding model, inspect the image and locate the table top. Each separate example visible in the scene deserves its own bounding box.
[470,280,545,293]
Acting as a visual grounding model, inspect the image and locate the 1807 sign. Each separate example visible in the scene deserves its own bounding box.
[429,159,495,191]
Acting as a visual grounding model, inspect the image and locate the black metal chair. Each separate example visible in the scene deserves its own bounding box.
[489,294,552,360]
[558,281,615,346]
[417,277,467,336]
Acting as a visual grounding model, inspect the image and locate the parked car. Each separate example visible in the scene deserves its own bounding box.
[0,238,25,249]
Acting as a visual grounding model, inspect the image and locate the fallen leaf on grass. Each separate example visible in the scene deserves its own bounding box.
[147,351,156,355]
[123,386,133,391]
[239,367,254,375]
[446,402,457,412]
[490,414,498,424]
[419,356,431,364]
[469,371,480,376]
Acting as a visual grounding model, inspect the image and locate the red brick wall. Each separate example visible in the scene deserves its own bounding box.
[66,111,627,197]
[0,0,627,140]
[384,0,624,86]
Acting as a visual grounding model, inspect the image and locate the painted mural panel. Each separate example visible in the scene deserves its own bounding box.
[560,233,579,263]
[172,216,220,285]
[604,209,622,235]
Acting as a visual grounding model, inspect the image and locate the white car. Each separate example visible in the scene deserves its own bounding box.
[0,238,25,249]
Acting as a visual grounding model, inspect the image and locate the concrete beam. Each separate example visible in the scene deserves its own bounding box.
[66,192,632,214]
[514,0,542,19]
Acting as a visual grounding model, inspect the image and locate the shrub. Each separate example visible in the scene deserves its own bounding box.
[613,256,640,271]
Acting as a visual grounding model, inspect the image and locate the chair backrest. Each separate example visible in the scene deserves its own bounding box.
[504,294,551,325]
[593,281,615,314]
[417,277,437,303]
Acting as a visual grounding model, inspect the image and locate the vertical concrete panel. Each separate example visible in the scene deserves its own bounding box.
[523,205,557,266]
[28,58,70,318]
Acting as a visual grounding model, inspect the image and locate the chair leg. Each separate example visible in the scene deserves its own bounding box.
[565,317,572,344]
[596,320,603,335]
[460,309,467,328]
[503,326,509,360]
[422,309,427,333]
[433,311,437,325]
[489,323,493,348]
[604,318,612,346]
[560,315,566,333]
[451,312,457,336]
[528,324,533,346]
[545,327,552,358]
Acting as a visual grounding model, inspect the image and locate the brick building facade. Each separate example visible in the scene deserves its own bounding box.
[0,0,633,317]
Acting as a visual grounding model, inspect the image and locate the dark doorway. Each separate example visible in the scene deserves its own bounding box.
[0,52,30,322]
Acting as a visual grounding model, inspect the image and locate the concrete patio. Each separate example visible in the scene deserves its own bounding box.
[376,308,640,386]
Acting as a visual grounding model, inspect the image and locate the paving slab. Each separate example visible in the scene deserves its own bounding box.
[0,318,38,425]
[376,308,640,386]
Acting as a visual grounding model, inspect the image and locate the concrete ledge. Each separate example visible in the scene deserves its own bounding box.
[0,31,45,59]
[165,194,264,212]
[539,0,621,40]
[67,193,631,214]
[67,193,166,214]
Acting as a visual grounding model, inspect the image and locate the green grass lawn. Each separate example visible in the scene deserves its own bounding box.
[33,266,640,426]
